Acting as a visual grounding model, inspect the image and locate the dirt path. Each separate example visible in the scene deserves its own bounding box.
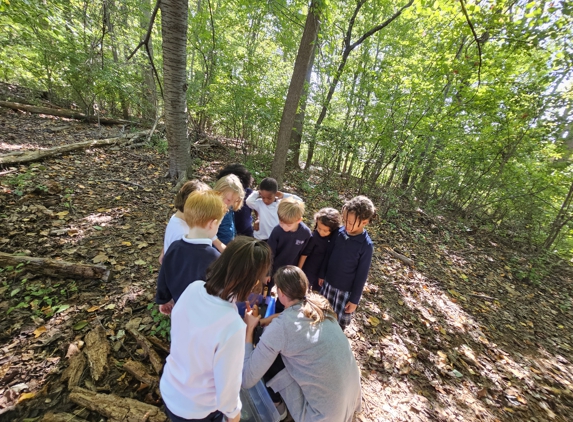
[1,108,572,421]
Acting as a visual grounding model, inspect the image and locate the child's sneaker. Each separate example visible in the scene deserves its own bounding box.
[274,400,288,421]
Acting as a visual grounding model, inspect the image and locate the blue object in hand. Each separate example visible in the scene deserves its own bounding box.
[265,296,276,318]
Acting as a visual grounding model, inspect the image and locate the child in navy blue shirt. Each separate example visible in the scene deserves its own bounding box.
[268,197,311,312]
[298,208,342,292]
[320,196,375,330]
[155,190,228,316]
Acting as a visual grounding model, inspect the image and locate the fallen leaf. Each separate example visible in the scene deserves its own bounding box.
[73,321,88,331]
[368,316,380,327]
[134,259,146,265]
[56,211,69,218]
[121,241,132,246]
[17,392,35,403]
[87,305,101,313]
[33,326,47,338]
[92,253,108,264]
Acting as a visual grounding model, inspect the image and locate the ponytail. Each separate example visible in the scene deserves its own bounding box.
[274,266,337,324]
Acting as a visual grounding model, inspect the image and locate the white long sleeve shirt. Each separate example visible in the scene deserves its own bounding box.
[245,191,303,240]
[160,281,245,419]
[163,214,189,253]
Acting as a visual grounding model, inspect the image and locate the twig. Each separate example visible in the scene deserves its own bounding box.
[468,293,498,301]
[146,113,162,144]
[459,0,482,87]
[0,169,18,176]
[126,0,164,99]
[95,179,144,189]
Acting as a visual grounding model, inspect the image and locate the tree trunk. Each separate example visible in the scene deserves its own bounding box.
[270,1,320,187]
[161,0,191,180]
[288,36,317,169]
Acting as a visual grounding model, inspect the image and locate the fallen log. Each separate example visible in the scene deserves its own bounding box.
[0,252,111,282]
[61,352,87,388]
[127,328,163,375]
[123,359,159,387]
[68,387,167,422]
[0,130,150,166]
[384,247,415,267]
[84,326,110,382]
[0,100,132,125]
[40,412,88,422]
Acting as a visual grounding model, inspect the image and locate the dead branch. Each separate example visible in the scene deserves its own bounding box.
[384,247,415,267]
[84,326,111,382]
[0,130,150,165]
[0,252,112,281]
[127,328,163,375]
[0,101,133,125]
[68,387,167,422]
[459,0,482,87]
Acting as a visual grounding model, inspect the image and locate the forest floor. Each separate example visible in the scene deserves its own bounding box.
[0,105,572,422]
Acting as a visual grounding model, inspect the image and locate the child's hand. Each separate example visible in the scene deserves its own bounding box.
[275,191,284,199]
[344,302,357,314]
[244,302,261,332]
[253,219,260,231]
[159,299,174,316]
[318,278,324,287]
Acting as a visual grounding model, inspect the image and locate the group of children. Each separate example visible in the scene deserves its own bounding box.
[155,163,375,422]
[156,164,375,330]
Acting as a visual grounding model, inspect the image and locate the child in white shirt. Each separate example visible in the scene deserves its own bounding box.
[159,180,209,264]
[245,177,302,241]
[161,237,272,422]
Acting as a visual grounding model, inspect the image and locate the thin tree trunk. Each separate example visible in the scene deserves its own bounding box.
[161,0,191,180]
[288,36,317,169]
[271,1,320,187]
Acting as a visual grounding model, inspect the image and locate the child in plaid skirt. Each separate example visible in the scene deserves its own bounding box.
[320,196,375,330]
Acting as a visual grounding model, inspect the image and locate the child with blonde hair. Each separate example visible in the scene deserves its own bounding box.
[155,190,227,315]
[320,196,375,330]
[213,174,245,250]
[159,180,210,264]
[268,197,311,313]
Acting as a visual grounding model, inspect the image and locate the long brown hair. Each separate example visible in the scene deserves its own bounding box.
[274,266,337,324]
[205,237,272,302]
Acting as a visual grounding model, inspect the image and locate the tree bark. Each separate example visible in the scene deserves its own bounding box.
[68,387,167,422]
[161,0,192,180]
[0,101,131,125]
[270,1,320,187]
[0,252,112,281]
[288,36,317,170]
[0,131,150,165]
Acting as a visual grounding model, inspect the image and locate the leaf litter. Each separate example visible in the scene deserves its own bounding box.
[0,110,572,421]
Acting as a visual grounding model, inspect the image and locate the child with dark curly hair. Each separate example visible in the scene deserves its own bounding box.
[298,208,342,292]
[320,196,375,330]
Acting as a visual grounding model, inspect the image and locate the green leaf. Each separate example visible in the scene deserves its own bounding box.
[93,226,103,231]
[10,287,20,297]
[73,321,88,330]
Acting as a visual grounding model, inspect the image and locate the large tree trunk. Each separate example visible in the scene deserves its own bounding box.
[288,37,317,170]
[161,0,191,180]
[270,1,320,187]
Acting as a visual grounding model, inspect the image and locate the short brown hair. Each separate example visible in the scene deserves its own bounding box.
[278,197,305,223]
[174,180,210,212]
[274,266,337,324]
[183,190,227,228]
[314,207,342,232]
[213,174,245,211]
[206,237,272,302]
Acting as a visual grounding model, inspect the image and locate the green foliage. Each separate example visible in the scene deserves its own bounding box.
[147,303,171,340]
